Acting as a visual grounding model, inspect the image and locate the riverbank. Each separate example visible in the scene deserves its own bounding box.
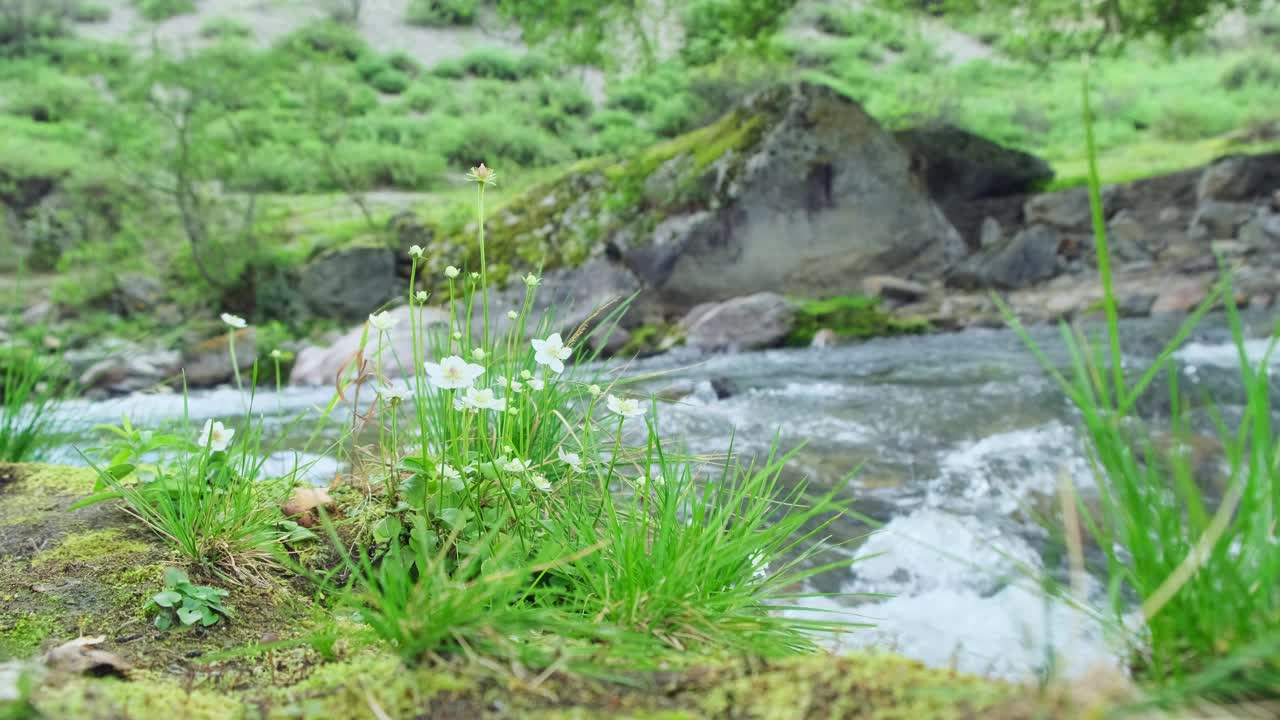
[0,462,1144,719]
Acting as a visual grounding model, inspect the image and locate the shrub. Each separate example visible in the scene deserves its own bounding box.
[386,50,421,76]
[459,48,522,80]
[132,0,196,22]
[276,20,368,61]
[200,17,251,40]
[428,58,465,79]
[72,3,112,22]
[398,80,446,112]
[405,0,476,27]
[369,67,410,94]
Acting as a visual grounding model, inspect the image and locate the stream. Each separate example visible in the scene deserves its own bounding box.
[37,311,1280,682]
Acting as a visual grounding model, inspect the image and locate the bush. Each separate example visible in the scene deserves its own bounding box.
[386,51,421,76]
[200,17,251,40]
[133,0,196,22]
[428,58,465,79]
[276,20,368,61]
[460,48,522,80]
[1220,54,1280,90]
[398,80,446,113]
[369,67,410,94]
[405,0,476,27]
[72,3,112,22]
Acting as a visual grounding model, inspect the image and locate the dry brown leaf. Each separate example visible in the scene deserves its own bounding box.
[283,487,334,518]
[43,636,131,679]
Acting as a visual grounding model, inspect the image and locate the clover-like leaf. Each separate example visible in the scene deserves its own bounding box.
[177,606,204,626]
[151,590,182,608]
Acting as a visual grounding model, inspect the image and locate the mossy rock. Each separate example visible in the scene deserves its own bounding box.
[787,295,930,346]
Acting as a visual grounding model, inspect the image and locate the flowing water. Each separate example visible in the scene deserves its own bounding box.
[39,311,1280,681]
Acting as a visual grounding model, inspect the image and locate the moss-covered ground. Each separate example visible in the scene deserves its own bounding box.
[0,463,1144,719]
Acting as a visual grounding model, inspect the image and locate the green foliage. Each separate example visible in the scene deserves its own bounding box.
[275,19,368,61]
[71,3,111,23]
[75,413,297,582]
[1003,75,1280,702]
[459,47,523,80]
[146,567,231,631]
[368,67,410,94]
[788,295,929,345]
[0,346,64,462]
[681,0,797,66]
[406,0,477,27]
[200,17,251,41]
[132,0,196,22]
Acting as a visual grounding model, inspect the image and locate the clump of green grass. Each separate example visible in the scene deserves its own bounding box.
[405,0,477,27]
[323,163,854,665]
[1005,71,1280,704]
[132,0,196,22]
[0,349,64,462]
[787,295,929,346]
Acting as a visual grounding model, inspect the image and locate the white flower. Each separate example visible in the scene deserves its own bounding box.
[462,386,506,412]
[470,271,480,281]
[269,349,283,359]
[588,384,602,397]
[531,333,573,374]
[606,394,645,418]
[368,311,399,331]
[445,266,460,279]
[220,313,246,329]
[471,347,486,361]
[527,378,545,391]
[196,420,234,452]
[439,464,464,491]
[522,273,540,287]
[530,473,552,492]
[506,310,518,320]
[508,379,523,393]
[558,448,583,471]
[503,457,530,473]
[415,291,429,302]
[377,382,413,403]
[519,370,533,381]
[408,244,423,258]
[424,355,485,390]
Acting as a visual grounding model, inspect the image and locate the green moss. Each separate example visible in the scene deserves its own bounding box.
[0,615,58,660]
[31,529,150,569]
[787,295,931,346]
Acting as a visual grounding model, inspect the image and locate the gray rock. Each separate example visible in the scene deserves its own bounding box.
[681,292,795,352]
[290,305,449,386]
[862,275,928,303]
[1197,153,1280,202]
[180,329,256,387]
[1157,206,1181,224]
[620,83,965,309]
[1264,213,1280,240]
[979,216,1003,248]
[113,274,166,316]
[469,257,642,345]
[946,224,1061,290]
[79,347,180,395]
[21,300,55,326]
[590,326,631,357]
[1108,210,1154,261]
[1116,292,1157,318]
[388,211,433,259]
[1024,186,1119,231]
[1189,201,1255,240]
[893,125,1054,202]
[710,377,740,399]
[298,246,398,322]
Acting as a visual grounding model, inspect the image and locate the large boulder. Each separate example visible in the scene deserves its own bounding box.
[615,83,965,310]
[893,125,1054,203]
[681,292,796,352]
[441,81,965,326]
[297,246,399,322]
[1197,153,1280,203]
[180,328,256,387]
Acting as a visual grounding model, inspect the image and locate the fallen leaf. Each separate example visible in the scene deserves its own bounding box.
[43,636,131,679]
[282,487,334,518]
